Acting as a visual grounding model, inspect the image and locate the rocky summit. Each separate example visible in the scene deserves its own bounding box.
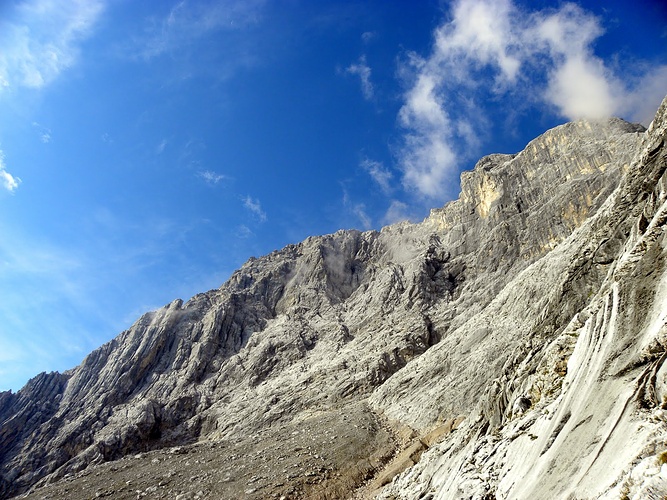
[1,95,667,500]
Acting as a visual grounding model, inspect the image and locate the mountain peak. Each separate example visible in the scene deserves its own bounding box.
[2,97,666,499]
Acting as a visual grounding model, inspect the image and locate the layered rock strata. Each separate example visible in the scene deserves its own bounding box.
[379,97,667,499]
[1,97,665,499]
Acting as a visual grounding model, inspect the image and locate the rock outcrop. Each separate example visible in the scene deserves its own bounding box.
[379,96,667,500]
[1,96,665,499]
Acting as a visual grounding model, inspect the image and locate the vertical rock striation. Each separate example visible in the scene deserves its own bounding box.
[380,96,667,499]
[1,97,665,499]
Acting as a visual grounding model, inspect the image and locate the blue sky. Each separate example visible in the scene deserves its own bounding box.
[0,0,665,392]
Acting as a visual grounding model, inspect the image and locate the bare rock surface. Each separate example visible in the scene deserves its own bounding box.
[379,97,667,499]
[1,97,666,500]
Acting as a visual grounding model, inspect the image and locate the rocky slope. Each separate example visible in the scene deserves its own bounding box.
[1,96,665,499]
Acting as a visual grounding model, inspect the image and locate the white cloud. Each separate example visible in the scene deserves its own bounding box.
[383,200,412,225]
[0,151,21,193]
[352,203,372,230]
[397,70,458,198]
[400,131,457,199]
[243,195,267,222]
[32,122,52,143]
[346,55,374,100]
[1,170,21,193]
[528,3,621,120]
[198,170,226,185]
[396,0,667,199]
[0,0,104,92]
[135,0,266,60]
[544,55,617,120]
[341,184,373,230]
[156,139,168,154]
[236,224,253,239]
[434,0,520,83]
[360,158,392,194]
[399,73,449,131]
[361,31,376,44]
[621,66,667,125]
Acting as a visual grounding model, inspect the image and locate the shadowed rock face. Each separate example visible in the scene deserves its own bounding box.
[1,97,665,499]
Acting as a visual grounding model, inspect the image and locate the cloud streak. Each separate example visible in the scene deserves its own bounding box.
[156,139,168,154]
[360,158,393,194]
[198,169,226,185]
[0,210,229,391]
[341,184,373,230]
[346,55,374,100]
[0,151,21,192]
[0,0,104,92]
[32,122,52,143]
[383,200,411,225]
[397,0,667,199]
[243,195,267,222]
[134,0,266,60]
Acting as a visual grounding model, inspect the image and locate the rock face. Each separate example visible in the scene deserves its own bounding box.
[1,96,666,499]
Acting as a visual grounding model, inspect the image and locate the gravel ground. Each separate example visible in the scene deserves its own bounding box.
[16,401,398,500]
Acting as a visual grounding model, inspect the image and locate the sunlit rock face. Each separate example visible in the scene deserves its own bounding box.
[379,97,667,499]
[1,97,665,500]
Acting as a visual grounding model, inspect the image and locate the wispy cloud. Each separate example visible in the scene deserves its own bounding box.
[0,151,21,192]
[243,195,267,222]
[0,210,226,391]
[32,122,52,143]
[360,158,392,194]
[0,225,95,389]
[396,0,667,199]
[434,0,520,84]
[383,200,412,225]
[622,66,667,126]
[530,3,618,120]
[133,0,266,61]
[529,5,667,124]
[361,31,376,44]
[198,169,226,185]
[341,184,373,230]
[0,0,105,92]
[156,138,168,154]
[235,224,253,239]
[346,55,374,100]
[352,203,372,230]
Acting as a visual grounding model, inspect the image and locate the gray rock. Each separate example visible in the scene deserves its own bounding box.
[1,96,665,500]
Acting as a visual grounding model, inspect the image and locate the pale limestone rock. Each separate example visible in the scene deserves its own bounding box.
[1,98,665,500]
[379,95,667,499]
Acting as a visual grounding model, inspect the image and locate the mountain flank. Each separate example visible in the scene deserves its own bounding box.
[1,95,666,499]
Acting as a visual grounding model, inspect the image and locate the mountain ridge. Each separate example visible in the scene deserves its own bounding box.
[1,98,665,499]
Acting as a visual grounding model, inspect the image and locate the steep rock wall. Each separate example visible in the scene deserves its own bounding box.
[0,99,661,499]
[380,96,667,499]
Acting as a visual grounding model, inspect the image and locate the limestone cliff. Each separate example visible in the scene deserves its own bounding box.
[379,96,667,500]
[0,97,665,499]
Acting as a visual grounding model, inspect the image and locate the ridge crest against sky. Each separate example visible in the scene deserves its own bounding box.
[0,0,666,392]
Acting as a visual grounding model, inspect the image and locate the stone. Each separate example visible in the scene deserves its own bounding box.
[1,96,666,500]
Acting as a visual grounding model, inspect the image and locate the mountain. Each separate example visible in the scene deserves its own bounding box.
[1,95,666,500]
